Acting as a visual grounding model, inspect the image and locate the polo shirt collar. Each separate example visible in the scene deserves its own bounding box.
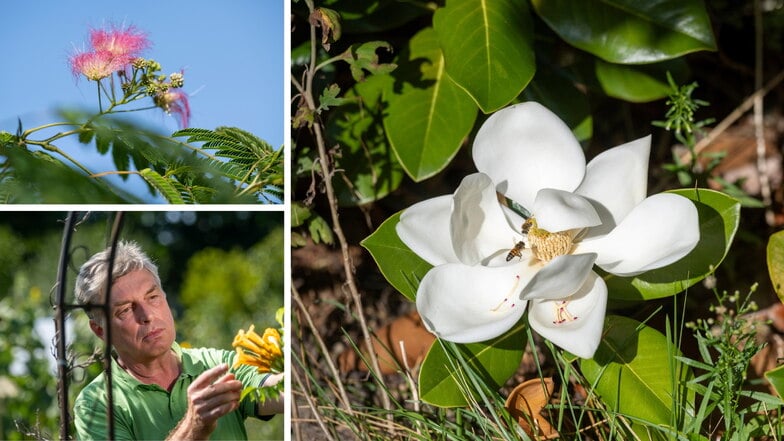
[110,342,188,391]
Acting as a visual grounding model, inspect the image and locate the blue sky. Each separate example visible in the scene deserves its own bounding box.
[0,0,284,202]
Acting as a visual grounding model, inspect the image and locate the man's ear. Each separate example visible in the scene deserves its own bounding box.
[89,319,105,340]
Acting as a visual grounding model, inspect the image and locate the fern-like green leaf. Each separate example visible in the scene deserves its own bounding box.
[139,168,185,204]
[171,126,283,203]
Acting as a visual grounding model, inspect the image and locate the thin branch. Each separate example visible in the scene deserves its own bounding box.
[292,371,337,441]
[21,122,81,139]
[300,0,392,416]
[24,140,94,175]
[690,69,784,155]
[754,0,774,225]
[89,170,139,179]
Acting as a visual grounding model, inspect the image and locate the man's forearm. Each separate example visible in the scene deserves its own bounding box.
[166,414,213,441]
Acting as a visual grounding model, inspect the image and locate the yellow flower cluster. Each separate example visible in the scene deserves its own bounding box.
[232,324,283,373]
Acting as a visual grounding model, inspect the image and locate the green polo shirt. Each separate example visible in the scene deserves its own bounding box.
[74,342,270,440]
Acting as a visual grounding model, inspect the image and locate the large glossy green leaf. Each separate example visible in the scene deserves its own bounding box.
[581,316,693,439]
[419,322,526,407]
[768,230,784,303]
[765,364,784,398]
[606,189,740,301]
[595,58,689,102]
[531,0,717,63]
[433,0,535,113]
[324,74,405,206]
[361,211,431,301]
[384,28,477,181]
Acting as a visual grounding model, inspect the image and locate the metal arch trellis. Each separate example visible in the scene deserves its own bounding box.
[54,211,125,441]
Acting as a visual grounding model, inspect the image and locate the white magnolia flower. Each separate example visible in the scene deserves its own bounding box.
[396,102,699,359]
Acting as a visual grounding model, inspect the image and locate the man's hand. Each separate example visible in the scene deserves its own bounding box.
[167,364,243,440]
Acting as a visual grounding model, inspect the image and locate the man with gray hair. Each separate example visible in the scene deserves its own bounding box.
[73,241,283,440]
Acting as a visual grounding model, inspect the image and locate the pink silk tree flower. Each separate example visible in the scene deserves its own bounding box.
[69,50,124,81]
[154,89,191,128]
[89,24,150,64]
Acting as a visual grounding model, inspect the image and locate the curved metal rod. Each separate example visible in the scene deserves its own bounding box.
[102,212,125,441]
[55,212,77,441]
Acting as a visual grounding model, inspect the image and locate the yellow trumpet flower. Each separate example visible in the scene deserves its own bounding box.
[232,324,283,373]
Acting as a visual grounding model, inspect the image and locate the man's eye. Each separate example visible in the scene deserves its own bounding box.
[116,307,130,318]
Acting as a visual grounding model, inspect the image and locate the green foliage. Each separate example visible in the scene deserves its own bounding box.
[767,230,784,302]
[322,74,405,205]
[531,0,717,63]
[292,0,718,207]
[384,28,477,181]
[337,41,397,82]
[361,211,430,302]
[172,126,284,203]
[654,76,766,209]
[0,140,134,203]
[765,365,784,399]
[291,202,334,246]
[177,228,284,349]
[3,115,283,203]
[654,74,714,146]
[419,323,527,408]
[581,315,694,440]
[0,218,107,440]
[595,58,690,103]
[679,288,783,439]
[433,0,535,113]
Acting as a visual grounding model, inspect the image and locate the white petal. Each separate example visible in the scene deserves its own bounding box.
[576,193,700,276]
[528,272,607,359]
[532,189,601,232]
[416,262,537,343]
[521,253,597,300]
[576,136,651,238]
[472,102,586,210]
[451,173,520,265]
[397,195,459,266]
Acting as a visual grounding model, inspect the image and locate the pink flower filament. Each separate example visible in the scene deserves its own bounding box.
[70,24,151,81]
[155,89,191,128]
[69,51,124,81]
[90,25,150,63]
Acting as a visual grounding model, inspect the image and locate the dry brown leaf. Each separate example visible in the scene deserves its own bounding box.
[337,311,435,374]
[505,377,559,439]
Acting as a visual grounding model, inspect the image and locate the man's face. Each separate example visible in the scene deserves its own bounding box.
[92,269,176,364]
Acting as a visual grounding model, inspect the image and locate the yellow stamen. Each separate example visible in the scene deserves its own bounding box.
[524,218,573,263]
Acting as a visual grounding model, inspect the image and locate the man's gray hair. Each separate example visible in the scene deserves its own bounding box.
[75,241,162,320]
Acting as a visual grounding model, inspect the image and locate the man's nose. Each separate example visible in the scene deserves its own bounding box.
[135,303,155,323]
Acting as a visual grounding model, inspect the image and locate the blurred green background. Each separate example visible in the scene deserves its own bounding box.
[0,211,284,440]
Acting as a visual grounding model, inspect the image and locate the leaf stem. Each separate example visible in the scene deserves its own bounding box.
[89,170,139,178]
[21,122,81,139]
[24,140,94,175]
